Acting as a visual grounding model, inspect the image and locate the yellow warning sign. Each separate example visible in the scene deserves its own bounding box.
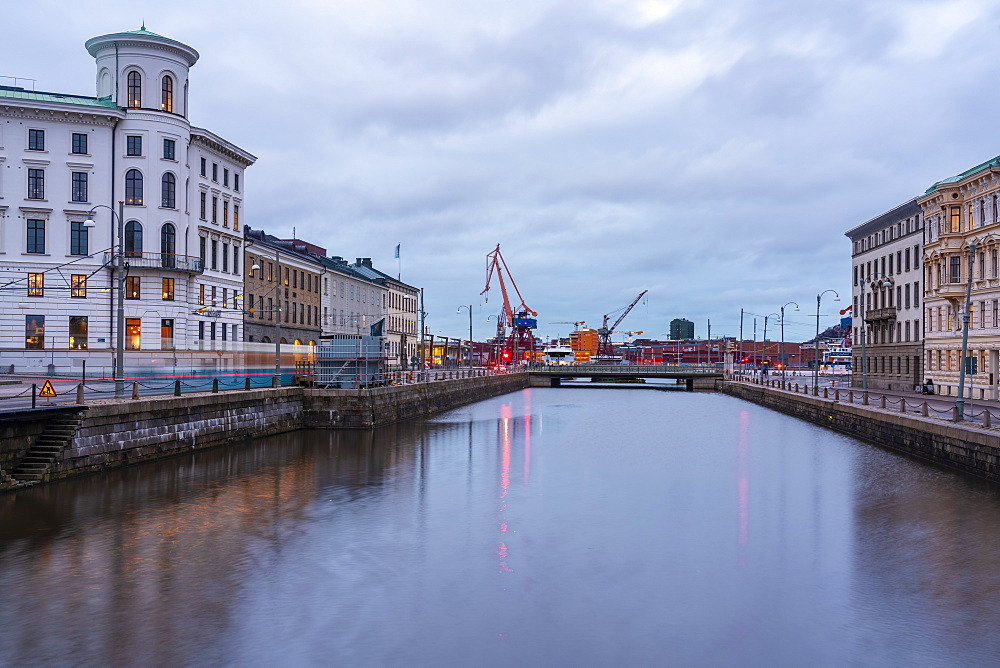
[39,380,57,398]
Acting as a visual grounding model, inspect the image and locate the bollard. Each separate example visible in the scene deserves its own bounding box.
[848,391,853,403]
[921,402,928,417]
[174,379,182,396]
[900,398,906,413]
[953,406,960,422]
[835,389,840,401]
[986,411,992,428]
[245,377,251,391]
[794,383,799,392]
[812,385,818,396]
[879,395,885,409]
[32,383,36,409]
[212,378,219,393]
[823,387,828,399]
[131,382,139,400]
[862,392,868,405]
[272,374,280,388]
[76,383,84,405]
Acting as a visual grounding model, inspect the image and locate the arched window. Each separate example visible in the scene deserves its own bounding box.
[160,223,176,268]
[161,173,176,209]
[125,169,143,205]
[161,75,173,112]
[127,71,141,108]
[125,221,143,257]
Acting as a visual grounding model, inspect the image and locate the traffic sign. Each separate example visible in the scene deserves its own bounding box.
[39,380,57,397]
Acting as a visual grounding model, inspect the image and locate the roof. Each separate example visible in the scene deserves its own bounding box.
[843,197,921,240]
[0,85,120,110]
[85,28,199,65]
[924,155,1000,195]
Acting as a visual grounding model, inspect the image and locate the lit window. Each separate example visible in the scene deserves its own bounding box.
[125,169,143,205]
[233,204,239,230]
[25,315,45,350]
[71,275,87,298]
[27,273,43,297]
[126,276,141,299]
[127,71,141,108]
[69,316,88,350]
[161,75,173,112]
[126,318,141,350]
[162,277,174,300]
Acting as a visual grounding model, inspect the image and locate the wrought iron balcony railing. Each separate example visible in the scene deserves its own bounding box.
[103,252,205,274]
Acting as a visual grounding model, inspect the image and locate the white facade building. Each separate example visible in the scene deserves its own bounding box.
[0,27,254,374]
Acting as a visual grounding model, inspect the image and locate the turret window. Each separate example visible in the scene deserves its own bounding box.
[127,71,141,108]
[125,169,143,205]
[161,75,173,112]
[161,173,176,208]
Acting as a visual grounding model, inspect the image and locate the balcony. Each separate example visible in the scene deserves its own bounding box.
[934,282,967,299]
[865,307,899,322]
[104,252,204,274]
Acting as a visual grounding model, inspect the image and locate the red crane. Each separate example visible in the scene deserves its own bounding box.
[481,244,538,365]
[597,290,648,361]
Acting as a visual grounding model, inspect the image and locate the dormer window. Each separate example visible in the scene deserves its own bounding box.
[161,75,173,112]
[127,71,141,108]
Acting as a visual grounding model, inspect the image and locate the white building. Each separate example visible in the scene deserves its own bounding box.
[319,256,388,337]
[0,27,254,374]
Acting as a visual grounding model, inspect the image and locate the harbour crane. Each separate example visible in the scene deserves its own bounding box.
[597,291,648,360]
[481,244,537,365]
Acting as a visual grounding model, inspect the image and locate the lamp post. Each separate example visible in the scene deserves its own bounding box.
[814,290,841,390]
[251,253,282,386]
[85,201,125,398]
[762,313,779,370]
[954,236,1000,419]
[457,305,473,368]
[863,273,894,393]
[780,301,799,376]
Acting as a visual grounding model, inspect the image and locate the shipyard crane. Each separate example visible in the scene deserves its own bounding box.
[597,291,648,360]
[481,244,538,365]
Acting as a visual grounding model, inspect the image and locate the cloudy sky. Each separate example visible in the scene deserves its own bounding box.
[6,0,1000,344]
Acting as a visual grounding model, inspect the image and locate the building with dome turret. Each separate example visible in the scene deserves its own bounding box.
[0,27,255,375]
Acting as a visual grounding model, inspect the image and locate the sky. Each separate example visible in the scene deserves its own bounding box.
[5,0,1000,345]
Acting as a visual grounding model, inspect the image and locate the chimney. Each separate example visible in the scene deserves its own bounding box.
[362,258,373,268]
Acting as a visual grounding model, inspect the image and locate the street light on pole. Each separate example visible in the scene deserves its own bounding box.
[251,256,282,386]
[457,305,473,368]
[814,290,841,391]
[762,313,779,370]
[955,235,1000,419]
[780,301,799,376]
[85,201,126,399]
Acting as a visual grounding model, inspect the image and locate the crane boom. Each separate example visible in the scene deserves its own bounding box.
[597,290,648,360]
[481,244,538,365]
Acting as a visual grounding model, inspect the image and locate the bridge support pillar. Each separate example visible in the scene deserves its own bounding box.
[551,377,561,388]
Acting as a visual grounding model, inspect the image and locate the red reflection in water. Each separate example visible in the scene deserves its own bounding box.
[499,403,513,573]
[737,410,750,568]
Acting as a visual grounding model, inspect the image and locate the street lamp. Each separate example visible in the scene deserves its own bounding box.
[85,201,125,398]
[780,301,799,376]
[955,235,1000,419]
[762,312,779,370]
[814,290,841,390]
[861,273,894,393]
[251,258,282,386]
[457,305,473,368]
[487,314,502,367]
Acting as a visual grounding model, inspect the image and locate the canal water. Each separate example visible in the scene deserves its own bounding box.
[2,387,1000,666]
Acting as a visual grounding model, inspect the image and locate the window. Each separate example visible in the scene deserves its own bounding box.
[163,138,176,160]
[233,204,239,230]
[211,240,218,270]
[125,221,143,257]
[950,206,960,233]
[284,267,289,286]
[199,283,205,305]
[234,173,240,191]
[25,315,45,349]
[26,219,45,253]
[125,169,143,205]
[267,262,274,281]
[71,172,88,202]
[200,192,207,220]
[200,157,206,176]
[127,135,142,156]
[72,133,88,154]
[70,220,89,255]
[258,296,264,319]
[125,276,140,299]
[950,256,961,283]
[27,273,43,297]
[127,71,141,108]
[293,270,298,289]
[28,129,45,151]
[71,274,87,298]
[27,168,44,199]
[161,319,174,350]
[210,322,217,341]
[160,223,176,268]
[161,173,176,208]
[198,321,205,341]
[212,163,218,182]
[126,318,141,350]
[223,288,228,308]
[233,246,239,274]
[222,243,229,272]
[212,196,218,223]
[162,277,174,301]
[267,297,273,320]
[199,237,207,264]
[69,316,88,350]
[223,168,229,187]
[161,75,173,112]
[223,201,228,227]
[913,282,919,306]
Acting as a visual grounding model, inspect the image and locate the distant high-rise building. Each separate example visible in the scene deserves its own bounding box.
[669,318,694,340]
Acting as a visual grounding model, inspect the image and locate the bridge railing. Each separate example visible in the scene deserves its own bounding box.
[531,365,723,375]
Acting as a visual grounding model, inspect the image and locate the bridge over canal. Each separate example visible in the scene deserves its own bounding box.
[527,365,724,390]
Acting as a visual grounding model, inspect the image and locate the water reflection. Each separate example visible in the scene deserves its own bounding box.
[0,390,999,665]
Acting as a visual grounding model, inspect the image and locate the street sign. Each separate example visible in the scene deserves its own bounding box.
[39,380,57,397]
[965,356,978,375]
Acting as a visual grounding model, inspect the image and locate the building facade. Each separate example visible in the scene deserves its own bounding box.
[0,27,254,374]
[845,199,924,391]
[920,156,1000,398]
[669,318,694,340]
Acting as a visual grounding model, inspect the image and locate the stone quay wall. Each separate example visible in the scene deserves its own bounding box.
[720,381,1000,483]
[2,373,531,488]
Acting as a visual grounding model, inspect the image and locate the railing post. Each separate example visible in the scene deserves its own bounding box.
[922,401,928,417]
[823,387,828,398]
[174,379,182,396]
[76,383,84,405]
[31,383,37,409]
[812,385,818,396]
[953,406,960,422]
[131,382,139,400]
[862,392,868,405]
[848,391,853,403]
[212,378,219,393]
[834,389,840,401]
[272,374,280,388]
[879,395,885,409]
[899,398,906,413]
[986,410,992,428]
[245,377,251,391]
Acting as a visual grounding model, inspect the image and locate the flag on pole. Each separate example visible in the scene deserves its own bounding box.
[370,318,385,337]
[394,244,401,259]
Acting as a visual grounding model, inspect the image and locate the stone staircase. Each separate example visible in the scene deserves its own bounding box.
[11,411,85,483]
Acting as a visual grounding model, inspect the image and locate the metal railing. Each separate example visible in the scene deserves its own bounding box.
[104,252,204,273]
[531,364,723,374]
